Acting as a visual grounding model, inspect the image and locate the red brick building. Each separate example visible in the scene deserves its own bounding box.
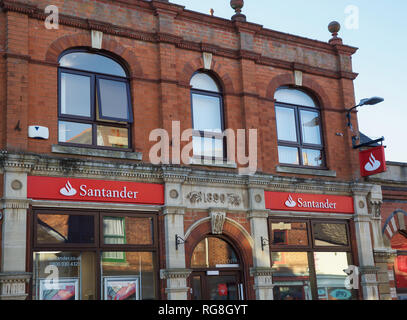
[0,0,396,300]
[367,162,407,300]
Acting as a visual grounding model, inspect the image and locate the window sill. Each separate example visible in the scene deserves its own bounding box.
[189,157,237,169]
[52,145,143,160]
[276,165,336,177]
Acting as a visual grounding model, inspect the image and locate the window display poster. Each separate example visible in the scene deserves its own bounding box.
[104,277,140,300]
[39,278,79,300]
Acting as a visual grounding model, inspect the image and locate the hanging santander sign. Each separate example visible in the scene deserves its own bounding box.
[359,146,387,177]
[264,191,354,214]
[27,176,164,205]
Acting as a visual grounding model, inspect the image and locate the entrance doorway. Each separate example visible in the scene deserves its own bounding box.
[189,236,244,300]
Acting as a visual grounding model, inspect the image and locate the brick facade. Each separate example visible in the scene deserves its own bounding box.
[0,0,361,179]
[0,0,396,301]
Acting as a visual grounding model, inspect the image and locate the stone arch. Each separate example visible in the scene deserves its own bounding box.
[180,56,235,94]
[45,33,143,77]
[383,210,407,240]
[266,72,333,109]
[185,217,253,270]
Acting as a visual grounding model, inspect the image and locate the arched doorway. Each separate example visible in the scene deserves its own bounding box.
[189,236,244,300]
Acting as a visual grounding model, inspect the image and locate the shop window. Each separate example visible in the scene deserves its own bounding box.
[36,213,95,245]
[101,251,156,300]
[191,237,239,268]
[32,210,157,300]
[314,252,353,300]
[32,252,96,300]
[58,50,132,150]
[270,221,309,246]
[103,217,126,262]
[269,218,356,300]
[312,223,349,247]
[272,252,312,300]
[274,87,324,167]
[190,72,225,160]
[102,216,153,246]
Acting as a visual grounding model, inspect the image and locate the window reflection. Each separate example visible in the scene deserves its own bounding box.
[101,252,155,300]
[191,237,239,268]
[275,86,324,167]
[276,107,297,142]
[60,72,91,117]
[103,216,153,246]
[37,214,94,244]
[58,51,132,150]
[313,223,348,247]
[271,221,308,246]
[96,126,129,149]
[272,252,312,300]
[314,252,354,300]
[300,110,321,145]
[59,121,92,145]
[32,252,96,300]
[190,72,224,159]
[278,146,299,165]
[59,52,127,77]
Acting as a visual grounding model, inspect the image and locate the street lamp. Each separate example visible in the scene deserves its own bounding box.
[346,96,384,148]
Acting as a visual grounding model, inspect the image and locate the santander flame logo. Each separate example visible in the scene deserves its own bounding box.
[364,153,381,172]
[60,181,77,196]
[285,195,297,208]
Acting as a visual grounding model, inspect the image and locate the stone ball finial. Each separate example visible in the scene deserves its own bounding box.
[328,21,343,45]
[231,0,244,13]
[328,21,341,35]
[230,0,246,22]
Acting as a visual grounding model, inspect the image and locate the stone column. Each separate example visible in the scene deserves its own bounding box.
[160,169,191,300]
[247,182,274,300]
[0,154,35,299]
[352,184,380,300]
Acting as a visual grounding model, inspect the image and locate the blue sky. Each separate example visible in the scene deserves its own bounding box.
[173,0,407,163]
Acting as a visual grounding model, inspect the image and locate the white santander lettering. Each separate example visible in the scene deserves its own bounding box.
[296,197,337,210]
[78,184,139,200]
[80,185,87,196]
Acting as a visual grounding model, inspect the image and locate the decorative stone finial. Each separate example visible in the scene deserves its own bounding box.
[328,21,343,45]
[230,0,246,22]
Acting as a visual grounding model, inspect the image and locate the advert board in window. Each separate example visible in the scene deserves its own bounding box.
[103,276,140,300]
[39,278,79,300]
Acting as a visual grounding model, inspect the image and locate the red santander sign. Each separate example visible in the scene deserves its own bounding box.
[265,191,354,214]
[27,176,164,205]
[359,146,386,177]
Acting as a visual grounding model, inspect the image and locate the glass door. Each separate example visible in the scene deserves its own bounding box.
[191,271,242,300]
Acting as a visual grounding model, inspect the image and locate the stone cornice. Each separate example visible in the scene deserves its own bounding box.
[0,153,37,173]
[267,176,354,195]
[0,0,358,81]
[0,152,370,193]
[351,182,374,197]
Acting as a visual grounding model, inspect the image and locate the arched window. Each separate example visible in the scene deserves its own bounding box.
[58,50,133,149]
[190,72,225,160]
[274,87,324,167]
[191,237,240,268]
